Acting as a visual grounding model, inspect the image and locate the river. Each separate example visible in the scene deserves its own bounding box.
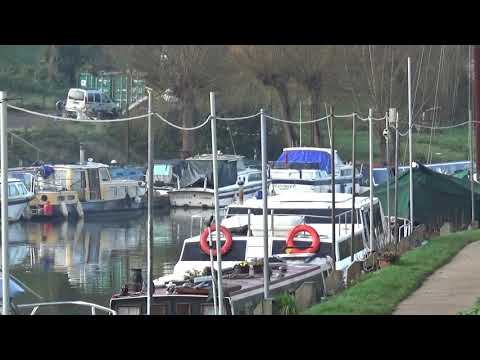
[3,208,216,314]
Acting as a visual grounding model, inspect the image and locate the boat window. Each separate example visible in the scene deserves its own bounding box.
[54,169,68,190]
[180,240,247,261]
[68,90,85,101]
[15,183,27,195]
[337,233,365,261]
[71,170,82,192]
[200,303,216,315]
[152,303,169,315]
[247,173,262,182]
[117,306,141,315]
[176,303,191,315]
[8,184,19,197]
[99,168,111,182]
[94,93,101,103]
[87,93,94,102]
[237,159,246,172]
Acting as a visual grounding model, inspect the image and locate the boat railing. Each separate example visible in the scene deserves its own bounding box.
[16,301,117,315]
[243,208,355,239]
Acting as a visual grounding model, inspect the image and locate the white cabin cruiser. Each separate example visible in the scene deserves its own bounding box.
[169,153,263,208]
[154,191,387,287]
[270,147,363,194]
[0,178,35,222]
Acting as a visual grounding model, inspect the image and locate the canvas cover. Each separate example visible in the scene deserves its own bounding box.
[152,159,186,186]
[368,163,480,225]
[275,149,332,173]
[178,160,237,188]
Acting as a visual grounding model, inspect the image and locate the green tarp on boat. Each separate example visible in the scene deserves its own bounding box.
[365,163,480,225]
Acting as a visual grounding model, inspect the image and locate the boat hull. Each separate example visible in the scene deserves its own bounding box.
[169,185,261,208]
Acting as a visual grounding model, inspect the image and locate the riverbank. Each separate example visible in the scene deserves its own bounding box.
[302,229,480,315]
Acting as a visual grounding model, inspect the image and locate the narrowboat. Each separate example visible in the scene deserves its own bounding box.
[51,162,147,216]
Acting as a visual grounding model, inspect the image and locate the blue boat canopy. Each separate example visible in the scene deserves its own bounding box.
[275,149,332,173]
[0,273,25,300]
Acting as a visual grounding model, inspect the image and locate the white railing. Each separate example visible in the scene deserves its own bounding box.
[16,301,117,315]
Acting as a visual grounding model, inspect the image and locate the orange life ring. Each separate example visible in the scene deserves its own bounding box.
[285,224,320,254]
[200,224,233,257]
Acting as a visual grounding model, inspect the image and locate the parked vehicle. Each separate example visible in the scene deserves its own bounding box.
[63,88,120,120]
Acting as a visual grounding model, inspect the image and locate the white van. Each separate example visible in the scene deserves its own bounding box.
[64,88,119,119]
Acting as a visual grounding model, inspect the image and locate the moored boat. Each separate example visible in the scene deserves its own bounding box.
[168,153,263,208]
[270,147,363,194]
[0,178,35,222]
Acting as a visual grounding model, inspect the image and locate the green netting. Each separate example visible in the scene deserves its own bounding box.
[366,163,480,225]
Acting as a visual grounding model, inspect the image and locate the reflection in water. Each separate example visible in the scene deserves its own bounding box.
[2,209,215,313]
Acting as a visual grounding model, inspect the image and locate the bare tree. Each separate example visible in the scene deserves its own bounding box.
[229,45,297,146]
[105,45,228,158]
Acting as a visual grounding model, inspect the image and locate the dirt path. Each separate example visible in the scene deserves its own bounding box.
[394,241,480,315]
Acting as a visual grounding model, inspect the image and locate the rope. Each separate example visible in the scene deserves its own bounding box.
[7,104,151,123]
[264,113,330,124]
[217,112,261,121]
[154,113,211,131]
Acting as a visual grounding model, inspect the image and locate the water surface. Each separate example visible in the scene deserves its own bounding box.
[3,208,215,314]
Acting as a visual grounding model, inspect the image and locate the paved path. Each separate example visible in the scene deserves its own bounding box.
[394,241,480,315]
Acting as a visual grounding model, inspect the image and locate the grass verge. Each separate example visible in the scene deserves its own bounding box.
[458,298,480,315]
[302,229,480,315]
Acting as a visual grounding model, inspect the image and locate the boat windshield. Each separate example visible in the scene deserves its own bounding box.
[8,172,34,192]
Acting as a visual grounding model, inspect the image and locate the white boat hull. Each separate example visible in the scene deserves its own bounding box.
[169,185,261,208]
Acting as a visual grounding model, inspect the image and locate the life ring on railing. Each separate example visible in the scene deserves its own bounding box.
[285,224,321,254]
[199,224,233,257]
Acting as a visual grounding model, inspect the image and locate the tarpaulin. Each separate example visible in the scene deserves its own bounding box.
[178,160,237,188]
[275,149,332,173]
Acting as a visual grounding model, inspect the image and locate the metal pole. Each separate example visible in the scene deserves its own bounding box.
[260,108,270,299]
[469,45,476,226]
[408,57,414,233]
[394,112,399,243]
[1,91,9,315]
[299,101,302,147]
[350,113,356,262]
[210,91,223,314]
[386,112,391,245]
[146,88,153,315]
[330,106,336,269]
[369,108,374,251]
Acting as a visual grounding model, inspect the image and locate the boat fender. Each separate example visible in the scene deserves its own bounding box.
[76,201,84,218]
[200,224,233,257]
[60,202,68,217]
[285,224,321,254]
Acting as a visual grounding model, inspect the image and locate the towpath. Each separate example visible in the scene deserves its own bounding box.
[393,241,480,315]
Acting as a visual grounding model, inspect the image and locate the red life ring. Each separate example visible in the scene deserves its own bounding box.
[200,224,233,257]
[285,224,320,254]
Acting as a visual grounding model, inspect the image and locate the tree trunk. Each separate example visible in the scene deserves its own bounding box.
[274,82,296,147]
[180,89,195,159]
[374,122,387,165]
[310,90,324,147]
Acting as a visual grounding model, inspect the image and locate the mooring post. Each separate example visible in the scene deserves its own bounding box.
[350,112,356,262]
[468,45,476,227]
[385,111,391,246]
[408,57,414,234]
[146,87,153,315]
[369,108,374,251]
[210,91,223,314]
[330,106,336,270]
[260,108,270,299]
[1,91,9,315]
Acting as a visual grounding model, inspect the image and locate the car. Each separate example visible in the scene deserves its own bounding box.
[63,88,120,120]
